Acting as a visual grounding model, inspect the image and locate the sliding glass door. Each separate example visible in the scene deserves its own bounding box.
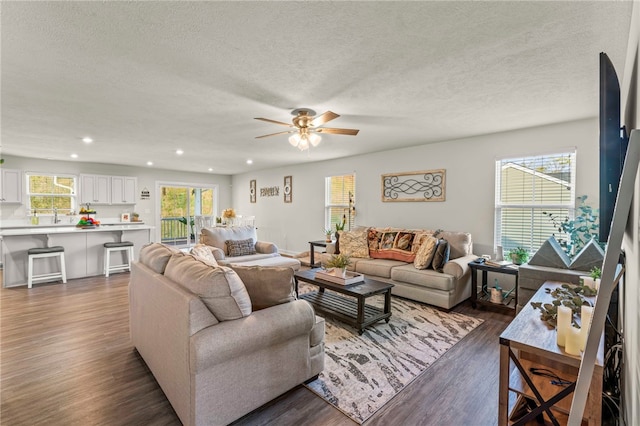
[158,183,217,247]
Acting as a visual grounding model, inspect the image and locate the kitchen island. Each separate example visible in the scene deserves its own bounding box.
[1,224,154,287]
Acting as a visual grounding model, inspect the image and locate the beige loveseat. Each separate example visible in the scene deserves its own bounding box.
[129,243,324,425]
[322,227,476,310]
[199,225,301,269]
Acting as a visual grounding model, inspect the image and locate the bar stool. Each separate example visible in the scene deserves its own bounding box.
[104,241,134,277]
[27,246,67,288]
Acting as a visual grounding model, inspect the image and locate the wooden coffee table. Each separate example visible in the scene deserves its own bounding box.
[294,269,393,335]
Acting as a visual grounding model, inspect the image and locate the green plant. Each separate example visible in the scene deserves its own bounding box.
[508,247,529,265]
[589,266,602,280]
[324,253,352,269]
[530,283,596,328]
[324,228,332,236]
[335,215,346,232]
[543,195,602,258]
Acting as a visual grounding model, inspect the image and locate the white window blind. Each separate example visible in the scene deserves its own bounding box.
[325,174,355,231]
[494,151,576,255]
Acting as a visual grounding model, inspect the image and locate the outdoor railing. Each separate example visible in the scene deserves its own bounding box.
[160,217,194,245]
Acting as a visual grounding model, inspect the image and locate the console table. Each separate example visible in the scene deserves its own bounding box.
[498,281,603,425]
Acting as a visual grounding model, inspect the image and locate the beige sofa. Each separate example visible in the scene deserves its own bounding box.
[129,243,324,426]
[322,227,476,310]
[199,225,301,269]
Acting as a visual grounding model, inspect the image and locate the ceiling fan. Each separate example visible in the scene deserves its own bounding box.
[255,108,359,151]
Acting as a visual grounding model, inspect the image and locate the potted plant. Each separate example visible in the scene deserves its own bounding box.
[324,253,352,277]
[324,228,333,242]
[580,266,602,292]
[508,247,529,265]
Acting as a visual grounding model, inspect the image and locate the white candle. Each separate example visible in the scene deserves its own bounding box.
[565,325,582,356]
[595,278,601,291]
[580,276,595,290]
[580,306,594,351]
[557,305,572,347]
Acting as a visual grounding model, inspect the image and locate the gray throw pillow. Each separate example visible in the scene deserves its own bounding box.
[226,238,256,257]
[431,239,450,272]
[230,265,296,310]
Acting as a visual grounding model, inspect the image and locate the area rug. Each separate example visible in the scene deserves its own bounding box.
[301,286,483,424]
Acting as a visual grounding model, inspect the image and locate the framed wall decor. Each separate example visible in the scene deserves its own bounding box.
[283,175,292,203]
[381,169,446,202]
[250,180,256,203]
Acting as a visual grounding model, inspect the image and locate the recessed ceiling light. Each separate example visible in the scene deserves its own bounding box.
[146,161,153,166]
[82,137,93,143]
[70,153,78,158]
[176,149,184,155]
[208,167,213,172]
[246,159,253,165]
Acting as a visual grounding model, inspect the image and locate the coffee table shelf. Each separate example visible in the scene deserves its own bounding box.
[295,269,393,335]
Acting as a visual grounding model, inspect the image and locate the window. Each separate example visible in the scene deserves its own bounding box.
[26,173,77,215]
[495,151,576,255]
[325,174,355,231]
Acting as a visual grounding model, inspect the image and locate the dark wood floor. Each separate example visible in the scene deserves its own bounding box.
[0,272,513,425]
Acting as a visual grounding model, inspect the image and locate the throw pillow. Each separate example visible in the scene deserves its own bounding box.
[414,235,439,269]
[164,253,252,321]
[338,228,370,258]
[369,228,417,262]
[226,238,256,257]
[230,265,296,310]
[431,239,450,272]
[190,244,219,267]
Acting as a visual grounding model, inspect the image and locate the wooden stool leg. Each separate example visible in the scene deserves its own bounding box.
[60,252,67,283]
[28,255,34,289]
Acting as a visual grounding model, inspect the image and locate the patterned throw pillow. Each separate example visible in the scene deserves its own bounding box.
[190,244,219,267]
[414,235,439,269]
[369,228,417,262]
[431,239,450,272]
[338,228,370,258]
[226,239,256,257]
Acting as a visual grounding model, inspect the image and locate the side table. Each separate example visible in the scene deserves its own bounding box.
[468,261,518,314]
[308,240,332,268]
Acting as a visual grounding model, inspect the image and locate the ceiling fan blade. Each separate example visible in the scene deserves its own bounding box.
[311,111,339,127]
[316,127,360,136]
[254,117,294,127]
[255,130,296,139]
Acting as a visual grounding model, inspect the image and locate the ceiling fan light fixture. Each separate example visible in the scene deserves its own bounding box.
[309,132,321,147]
[289,134,300,147]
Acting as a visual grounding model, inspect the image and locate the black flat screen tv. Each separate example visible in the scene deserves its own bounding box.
[599,52,629,243]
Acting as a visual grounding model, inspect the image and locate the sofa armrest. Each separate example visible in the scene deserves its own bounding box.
[442,254,477,279]
[190,300,315,373]
[255,240,278,254]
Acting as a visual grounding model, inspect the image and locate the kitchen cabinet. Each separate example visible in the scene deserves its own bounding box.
[80,174,111,205]
[0,169,23,204]
[111,176,137,204]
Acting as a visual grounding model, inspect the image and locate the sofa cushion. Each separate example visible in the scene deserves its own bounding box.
[414,235,438,269]
[226,238,257,257]
[355,258,407,278]
[436,231,472,260]
[230,265,296,310]
[200,225,257,255]
[431,239,450,272]
[165,253,252,321]
[338,228,370,258]
[390,264,456,292]
[139,242,179,274]
[216,252,280,266]
[190,244,219,267]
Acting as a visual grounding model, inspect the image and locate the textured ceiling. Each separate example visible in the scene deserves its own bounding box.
[0,1,633,174]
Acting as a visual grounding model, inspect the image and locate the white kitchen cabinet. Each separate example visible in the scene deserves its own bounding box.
[0,169,23,204]
[80,174,111,205]
[111,176,137,204]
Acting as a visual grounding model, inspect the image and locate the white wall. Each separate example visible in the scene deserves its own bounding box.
[0,154,232,241]
[621,2,640,423]
[232,118,599,256]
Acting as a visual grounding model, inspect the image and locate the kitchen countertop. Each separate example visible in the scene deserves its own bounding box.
[0,224,153,236]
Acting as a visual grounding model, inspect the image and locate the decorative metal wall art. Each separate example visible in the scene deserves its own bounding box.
[250,180,256,203]
[284,176,292,203]
[381,169,446,202]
